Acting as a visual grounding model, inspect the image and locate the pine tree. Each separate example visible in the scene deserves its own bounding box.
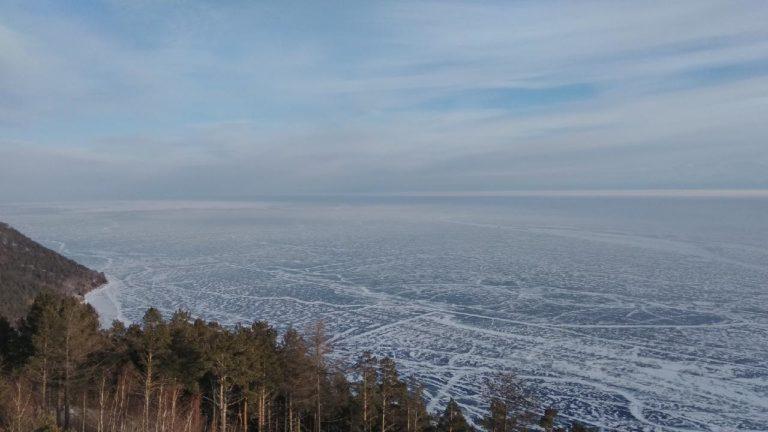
[241,320,280,432]
[280,328,313,432]
[306,320,332,432]
[353,352,378,432]
[128,307,171,432]
[482,371,535,431]
[166,310,210,392]
[327,371,354,432]
[539,407,557,432]
[0,316,21,370]
[18,292,60,414]
[482,399,508,432]
[437,399,473,432]
[570,422,597,432]
[55,297,101,430]
[20,294,101,429]
[404,377,429,432]
[377,357,406,432]
[207,322,242,432]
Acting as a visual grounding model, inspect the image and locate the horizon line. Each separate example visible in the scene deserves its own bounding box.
[3,188,768,208]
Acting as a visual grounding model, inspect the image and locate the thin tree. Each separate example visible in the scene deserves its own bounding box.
[129,308,171,432]
[437,399,472,432]
[18,292,60,415]
[280,328,312,432]
[306,321,332,432]
[57,297,102,430]
[377,357,405,432]
[482,371,535,432]
[354,352,378,432]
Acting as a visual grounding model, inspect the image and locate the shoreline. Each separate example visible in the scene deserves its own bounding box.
[84,275,128,327]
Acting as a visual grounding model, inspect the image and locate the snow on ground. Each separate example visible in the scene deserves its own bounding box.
[84,275,127,327]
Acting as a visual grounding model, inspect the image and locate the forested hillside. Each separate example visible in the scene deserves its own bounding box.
[0,293,596,432]
[0,222,107,320]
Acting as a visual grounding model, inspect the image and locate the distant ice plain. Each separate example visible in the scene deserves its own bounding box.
[2,196,767,431]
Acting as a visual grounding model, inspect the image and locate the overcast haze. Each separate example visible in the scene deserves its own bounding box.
[1,1,768,201]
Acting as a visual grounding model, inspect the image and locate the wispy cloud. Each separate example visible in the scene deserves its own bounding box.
[1,0,767,201]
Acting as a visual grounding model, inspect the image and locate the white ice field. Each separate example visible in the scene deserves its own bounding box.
[2,197,767,431]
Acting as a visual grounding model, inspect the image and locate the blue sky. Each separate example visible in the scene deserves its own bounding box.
[1,0,767,200]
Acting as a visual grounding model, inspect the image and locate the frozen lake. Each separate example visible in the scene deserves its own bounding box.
[2,196,767,431]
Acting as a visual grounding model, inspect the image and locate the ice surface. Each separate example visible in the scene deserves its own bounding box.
[2,197,767,431]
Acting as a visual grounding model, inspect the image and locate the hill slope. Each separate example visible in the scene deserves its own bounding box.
[0,222,107,321]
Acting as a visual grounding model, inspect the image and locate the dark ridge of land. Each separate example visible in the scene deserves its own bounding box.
[0,221,107,321]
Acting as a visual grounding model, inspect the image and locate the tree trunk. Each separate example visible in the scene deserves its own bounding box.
[380,394,386,432]
[170,386,179,432]
[41,354,48,413]
[288,398,293,432]
[183,402,194,432]
[64,324,72,431]
[145,351,154,432]
[315,374,321,432]
[219,377,227,432]
[283,398,287,432]
[64,366,71,429]
[156,382,164,432]
[211,380,218,432]
[12,380,31,432]
[82,391,87,432]
[56,385,62,428]
[109,374,119,432]
[407,404,411,432]
[259,387,267,432]
[242,396,248,432]
[98,374,106,432]
[119,372,129,432]
[362,378,368,432]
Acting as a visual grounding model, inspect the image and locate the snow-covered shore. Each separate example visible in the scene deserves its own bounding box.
[84,275,128,327]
